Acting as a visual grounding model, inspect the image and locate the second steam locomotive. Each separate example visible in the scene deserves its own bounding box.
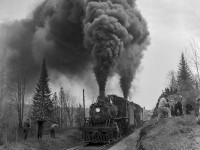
[82,94,144,143]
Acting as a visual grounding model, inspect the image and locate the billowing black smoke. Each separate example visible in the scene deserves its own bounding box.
[118,44,149,99]
[83,1,131,97]
[83,0,149,98]
[0,0,91,91]
[0,0,149,98]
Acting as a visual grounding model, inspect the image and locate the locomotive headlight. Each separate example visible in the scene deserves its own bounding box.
[95,107,100,113]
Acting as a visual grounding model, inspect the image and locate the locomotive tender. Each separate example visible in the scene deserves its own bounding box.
[82,95,144,143]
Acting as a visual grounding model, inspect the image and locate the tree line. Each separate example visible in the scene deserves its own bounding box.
[0,59,84,145]
[163,50,199,108]
[31,59,85,128]
[152,46,200,119]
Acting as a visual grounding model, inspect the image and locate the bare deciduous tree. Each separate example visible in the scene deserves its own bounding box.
[10,73,26,129]
[166,70,178,90]
[64,90,77,127]
[75,104,84,128]
[59,87,65,127]
[0,68,7,121]
[185,38,200,86]
[52,92,60,123]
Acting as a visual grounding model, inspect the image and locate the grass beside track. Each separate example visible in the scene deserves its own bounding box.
[138,115,200,150]
[0,129,83,150]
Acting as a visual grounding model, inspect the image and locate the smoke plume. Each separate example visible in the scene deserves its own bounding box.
[0,0,149,99]
[0,0,91,91]
[84,0,149,98]
[118,44,149,99]
[83,1,132,96]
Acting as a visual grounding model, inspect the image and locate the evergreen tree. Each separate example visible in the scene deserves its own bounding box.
[31,59,53,122]
[52,92,59,107]
[177,53,194,93]
[177,53,197,108]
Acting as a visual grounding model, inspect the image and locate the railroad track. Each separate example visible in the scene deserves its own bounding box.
[66,135,129,150]
[66,142,88,150]
[66,142,107,150]
[67,128,138,150]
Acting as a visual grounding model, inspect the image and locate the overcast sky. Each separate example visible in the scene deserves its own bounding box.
[0,0,200,109]
[135,0,200,109]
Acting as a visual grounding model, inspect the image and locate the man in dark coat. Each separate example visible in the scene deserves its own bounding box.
[195,97,200,118]
[174,92,183,116]
[37,117,46,139]
[23,119,31,140]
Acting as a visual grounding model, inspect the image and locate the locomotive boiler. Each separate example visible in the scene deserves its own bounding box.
[82,94,143,143]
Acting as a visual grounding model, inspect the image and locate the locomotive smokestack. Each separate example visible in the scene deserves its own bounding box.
[99,88,105,98]
[124,95,128,100]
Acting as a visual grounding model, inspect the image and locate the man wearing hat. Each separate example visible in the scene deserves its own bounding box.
[157,94,171,121]
[174,92,183,116]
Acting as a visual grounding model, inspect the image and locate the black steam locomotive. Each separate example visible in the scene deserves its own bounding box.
[82,95,144,143]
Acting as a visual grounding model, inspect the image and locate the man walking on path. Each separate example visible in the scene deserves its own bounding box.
[157,94,171,121]
[23,119,31,140]
[50,123,59,138]
[37,117,46,139]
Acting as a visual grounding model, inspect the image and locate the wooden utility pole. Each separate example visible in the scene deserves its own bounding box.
[83,89,85,123]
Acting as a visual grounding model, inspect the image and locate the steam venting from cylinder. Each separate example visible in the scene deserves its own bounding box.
[0,0,149,99]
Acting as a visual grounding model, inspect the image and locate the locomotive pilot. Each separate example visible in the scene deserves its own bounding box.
[157,94,171,121]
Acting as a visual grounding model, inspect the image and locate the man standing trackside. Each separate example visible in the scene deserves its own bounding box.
[37,117,46,139]
[50,123,59,138]
[157,94,172,121]
[23,119,31,140]
[195,97,200,120]
[174,92,183,116]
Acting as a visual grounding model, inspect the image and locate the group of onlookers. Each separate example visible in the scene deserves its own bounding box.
[23,117,59,140]
[157,92,200,121]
